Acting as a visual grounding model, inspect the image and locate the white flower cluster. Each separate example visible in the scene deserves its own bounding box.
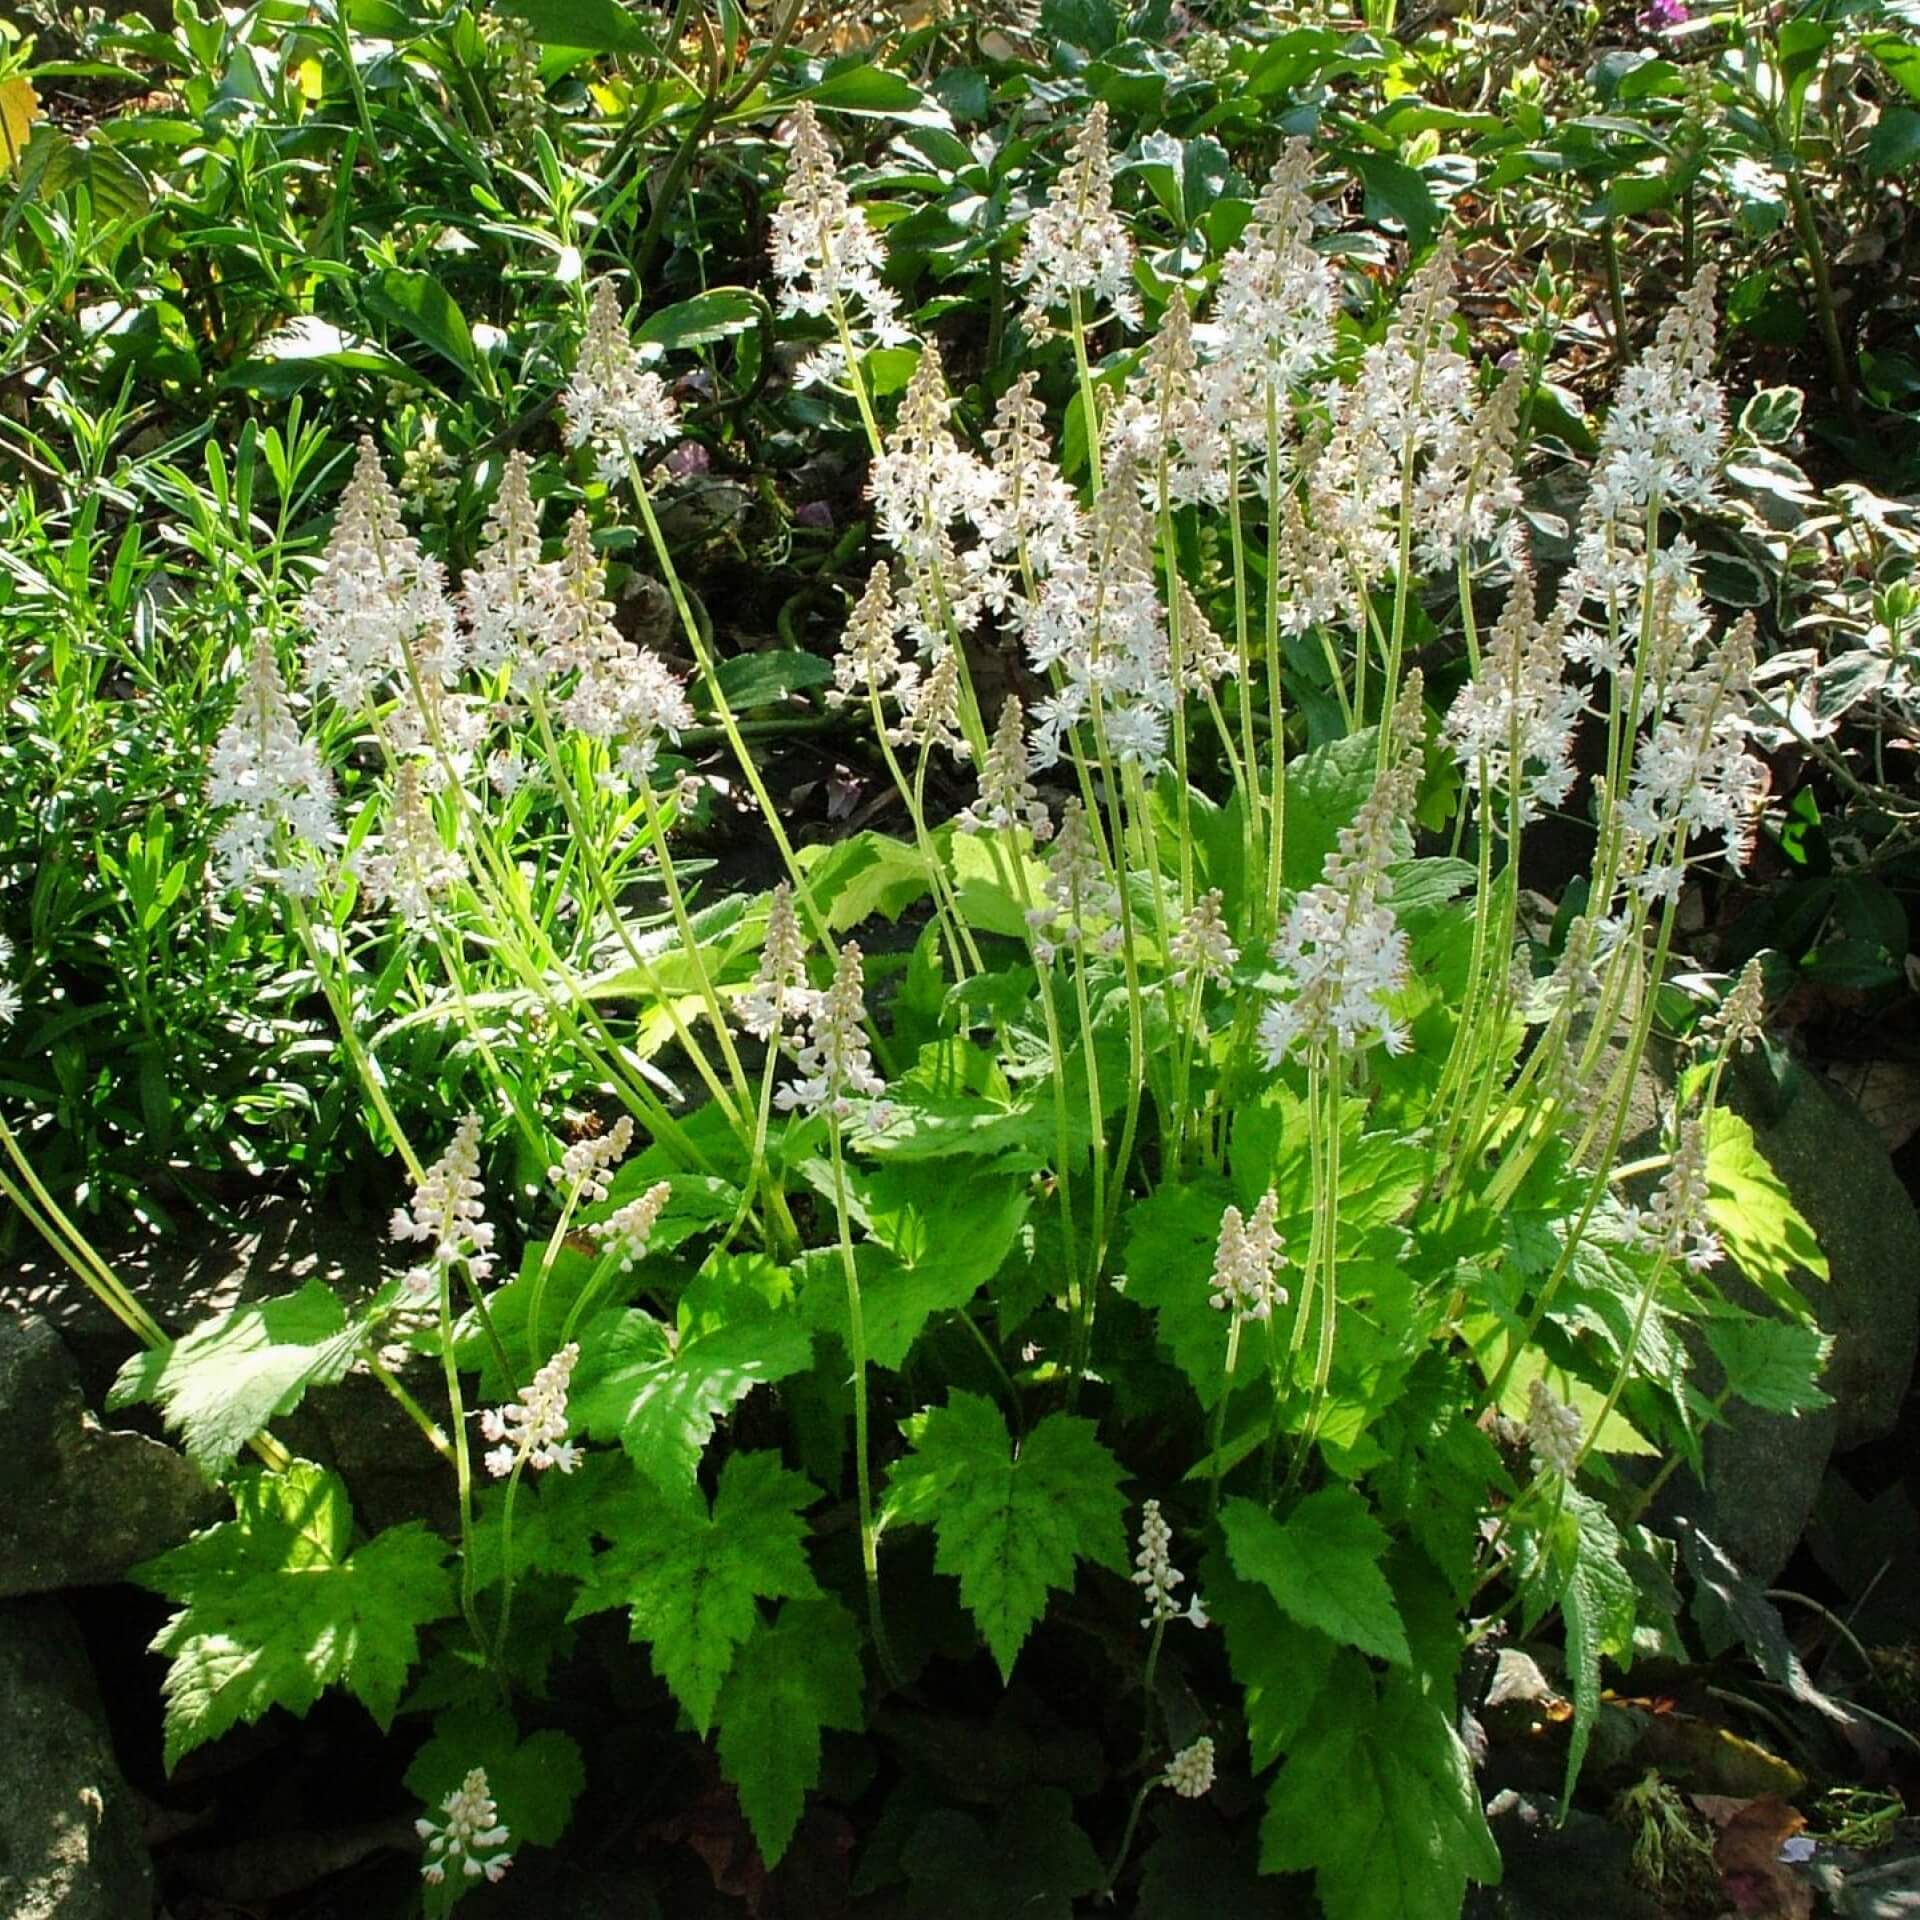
[417,1766,512,1885]
[1012,103,1140,335]
[354,760,463,926]
[0,932,19,1027]
[1634,1116,1721,1273]
[549,1113,634,1201]
[1710,956,1767,1051]
[1132,1499,1208,1629]
[391,1113,496,1299]
[1260,681,1424,1066]
[207,637,338,897]
[1108,292,1226,510]
[770,103,909,389]
[1525,1377,1583,1479]
[959,696,1053,843]
[1208,1190,1287,1320]
[1443,564,1584,827]
[1026,798,1120,965]
[1165,1737,1216,1800]
[300,436,458,717]
[589,1177,673,1266]
[481,1340,582,1478]
[1169,887,1238,989]
[774,940,887,1121]
[563,278,680,484]
[740,882,810,1042]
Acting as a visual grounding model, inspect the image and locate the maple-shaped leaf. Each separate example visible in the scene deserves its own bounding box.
[107,1277,364,1474]
[568,1449,821,1733]
[133,1460,453,1768]
[1261,1668,1501,1919]
[571,1257,812,1491]
[404,1703,586,1850]
[714,1597,866,1866]
[1202,1547,1338,1771]
[885,1390,1126,1680]
[1222,1488,1410,1666]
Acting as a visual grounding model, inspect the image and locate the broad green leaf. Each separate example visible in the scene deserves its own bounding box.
[497,0,653,50]
[1204,1549,1338,1770]
[404,1704,586,1851]
[638,287,761,352]
[0,75,42,168]
[365,269,477,376]
[800,67,953,126]
[713,1598,866,1865]
[1121,1176,1237,1408]
[1279,729,1391,890]
[1557,1491,1637,1801]
[134,1462,452,1768]
[705,647,830,711]
[571,1260,812,1490]
[108,1277,363,1474]
[885,1391,1126,1679]
[570,1450,820,1733]
[1706,1107,1827,1315]
[795,831,931,930]
[901,1788,1104,1918]
[1261,1668,1501,1918]
[1705,1312,1833,1414]
[1222,1489,1410,1666]
[796,1243,983,1371]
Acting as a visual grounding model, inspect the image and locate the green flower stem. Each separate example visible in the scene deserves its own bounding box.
[491,1446,530,1669]
[1263,382,1289,933]
[622,446,829,946]
[1224,443,1266,893]
[865,684,975,985]
[1096,1775,1165,1907]
[437,1256,490,1664]
[827,1109,900,1689]
[366,1353,453,1463]
[1068,292,1104,500]
[1206,1311,1245,1522]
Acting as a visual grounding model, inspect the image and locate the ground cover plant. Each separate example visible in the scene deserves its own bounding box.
[3,0,1917,1913]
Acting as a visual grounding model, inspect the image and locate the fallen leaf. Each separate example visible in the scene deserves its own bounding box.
[1714,1794,1812,1919]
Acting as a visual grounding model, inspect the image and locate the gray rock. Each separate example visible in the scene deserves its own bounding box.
[0,1598,154,1920]
[0,1313,220,1596]
[1634,1052,1920,1581]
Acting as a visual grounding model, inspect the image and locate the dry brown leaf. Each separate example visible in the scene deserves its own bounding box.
[1712,1794,1812,1919]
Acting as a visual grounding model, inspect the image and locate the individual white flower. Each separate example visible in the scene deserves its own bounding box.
[0,932,19,1027]
[416,1767,512,1885]
[589,1178,673,1265]
[774,940,885,1120]
[1208,1190,1287,1320]
[549,1114,634,1202]
[207,636,337,896]
[1133,1498,1209,1630]
[769,103,909,389]
[391,1113,496,1298]
[1165,1737,1216,1800]
[1012,103,1139,335]
[959,696,1053,842]
[355,760,463,927]
[1634,1116,1721,1273]
[1169,887,1237,989]
[1525,1377,1583,1479]
[564,278,680,483]
[300,436,458,716]
[480,1341,582,1478]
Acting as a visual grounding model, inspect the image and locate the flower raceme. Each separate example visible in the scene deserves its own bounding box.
[392,1114,496,1300]
[480,1341,583,1479]
[207,636,337,897]
[1012,102,1140,336]
[417,1767,512,1885]
[563,278,680,484]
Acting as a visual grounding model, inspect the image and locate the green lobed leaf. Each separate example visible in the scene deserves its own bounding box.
[1260,1668,1501,1918]
[1204,1548,1339,1771]
[108,1277,364,1474]
[569,1449,821,1734]
[1706,1107,1827,1315]
[1222,1488,1411,1666]
[1705,1312,1833,1414]
[133,1461,453,1768]
[713,1597,866,1865]
[1556,1491,1637,1803]
[1121,1176,1238,1409]
[884,1391,1126,1679]
[570,1259,812,1491]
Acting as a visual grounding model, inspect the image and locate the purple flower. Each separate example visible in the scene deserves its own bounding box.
[1641,0,1689,28]
[793,499,834,530]
[663,441,711,481]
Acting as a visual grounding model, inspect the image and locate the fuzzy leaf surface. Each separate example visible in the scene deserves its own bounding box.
[571,1261,812,1490]
[885,1391,1126,1679]
[1260,1669,1501,1918]
[134,1461,452,1768]
[1222,1489,1410,1666]
[107,1277,363,1474]
[1556,1491,1638,1800]
[568,1449,820,1733]
[713,1598,866,1865]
